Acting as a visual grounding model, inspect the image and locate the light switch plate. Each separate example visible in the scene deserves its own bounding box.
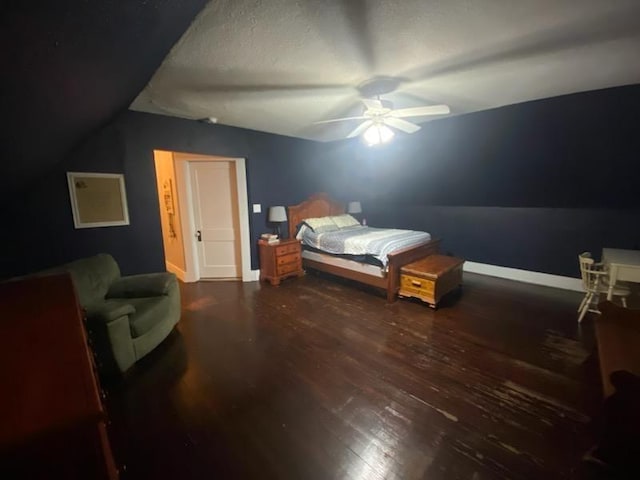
[252,204,262,213]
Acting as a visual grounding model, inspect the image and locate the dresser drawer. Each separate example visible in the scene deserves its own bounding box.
[276,252,300,266]
[277,262,301,276]
[276,243,299,256]
[400,274,435,297]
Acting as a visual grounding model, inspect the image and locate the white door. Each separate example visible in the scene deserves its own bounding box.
[190,161,241,278]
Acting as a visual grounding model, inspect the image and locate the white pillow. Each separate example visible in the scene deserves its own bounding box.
[303,216,339,233]
[330,214,361,229]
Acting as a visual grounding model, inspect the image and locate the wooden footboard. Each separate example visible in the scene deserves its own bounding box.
[302,257,388,290]
[386,238,441,303]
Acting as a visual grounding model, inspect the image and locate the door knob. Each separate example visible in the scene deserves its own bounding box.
[196,230,202,242]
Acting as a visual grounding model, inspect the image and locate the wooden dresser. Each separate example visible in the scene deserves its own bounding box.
[0,274,118,479]
[259,238,304,285]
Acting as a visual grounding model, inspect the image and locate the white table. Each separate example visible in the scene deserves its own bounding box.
[602,248,640,300]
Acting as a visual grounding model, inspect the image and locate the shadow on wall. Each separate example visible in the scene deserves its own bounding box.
[3,85,640,280]
[311,85,640,277]
[366,205,640,277]
[0,111,323,279]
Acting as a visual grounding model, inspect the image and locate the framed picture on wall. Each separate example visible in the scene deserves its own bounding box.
[67,172,130,228]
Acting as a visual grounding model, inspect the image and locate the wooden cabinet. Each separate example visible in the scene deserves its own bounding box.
[399,255,464,308]
[259,238,304,285]
[595,302,640,397]
[0,274,118,479]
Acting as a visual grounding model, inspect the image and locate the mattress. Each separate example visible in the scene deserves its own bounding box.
[302,245,384,268]
[299,225,431,268]
[301,249,386,278]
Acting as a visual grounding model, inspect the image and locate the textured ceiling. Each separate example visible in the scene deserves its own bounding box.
[131,0,640,141]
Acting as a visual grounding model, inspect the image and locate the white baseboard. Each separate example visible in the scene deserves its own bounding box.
[463,261,583,292]
[173,265,258,283]
[166,261,187,282]
[244,269,260,282]
[235,263,580,291]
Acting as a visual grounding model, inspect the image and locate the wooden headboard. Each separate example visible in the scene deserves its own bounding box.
[288,193,345,239]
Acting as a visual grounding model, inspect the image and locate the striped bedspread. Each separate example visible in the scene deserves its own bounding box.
[300,225,431,268]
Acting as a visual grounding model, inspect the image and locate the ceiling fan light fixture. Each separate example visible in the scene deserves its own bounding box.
[363,124,394,146]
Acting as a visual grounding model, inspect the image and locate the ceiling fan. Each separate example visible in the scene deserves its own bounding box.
[315,97,450,145]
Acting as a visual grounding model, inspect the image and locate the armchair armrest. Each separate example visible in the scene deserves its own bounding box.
[85,302,136,323]
[107,272,176,298]
[84,302,136,373]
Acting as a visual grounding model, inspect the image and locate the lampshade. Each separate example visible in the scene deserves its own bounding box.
[268,206,287,222]
[363,124,394,146]
[347,201,362,214]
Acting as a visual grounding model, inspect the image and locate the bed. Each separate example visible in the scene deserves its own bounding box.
[287,193,441,302]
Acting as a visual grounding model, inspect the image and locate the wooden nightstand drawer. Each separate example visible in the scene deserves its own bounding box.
[401,274,435,296]
[277,253,300,266]
[277,262,300,276]
[276,244,299,256]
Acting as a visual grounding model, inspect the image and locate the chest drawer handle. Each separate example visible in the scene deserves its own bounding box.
[411,280,422,287]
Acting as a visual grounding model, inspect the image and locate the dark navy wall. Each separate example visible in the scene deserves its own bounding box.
[3,86,640,280]
[2,0,209,196]
[1,111,322,278]
[310,85,640,277]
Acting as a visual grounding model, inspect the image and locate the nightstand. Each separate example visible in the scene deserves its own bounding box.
[258,238,304,285]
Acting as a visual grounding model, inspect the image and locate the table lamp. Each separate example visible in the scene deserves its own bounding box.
[268,206,287,238]
[347,201,365,225]
[347,201,362,214]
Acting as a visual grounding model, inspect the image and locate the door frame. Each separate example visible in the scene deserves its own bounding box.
[173,153,252,282]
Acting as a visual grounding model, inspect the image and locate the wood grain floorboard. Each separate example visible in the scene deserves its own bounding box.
[106,271,603,479]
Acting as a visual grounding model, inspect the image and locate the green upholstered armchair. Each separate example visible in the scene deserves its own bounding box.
[49,254,180,373]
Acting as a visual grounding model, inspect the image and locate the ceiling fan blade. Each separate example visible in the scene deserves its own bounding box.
[314,116,369,125]
[347,120,374,138]
[361,98,383,110]
[384,117,421,134]
[390,105,450,117]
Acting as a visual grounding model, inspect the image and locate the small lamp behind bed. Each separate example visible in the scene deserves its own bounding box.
[347,201,365,225]
[268,206,287,238]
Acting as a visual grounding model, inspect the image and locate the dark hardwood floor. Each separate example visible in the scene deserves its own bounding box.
[106,271,604,479]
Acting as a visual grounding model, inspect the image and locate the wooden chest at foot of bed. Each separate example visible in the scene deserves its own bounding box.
[399,255,464,308]
[259,239,304,286]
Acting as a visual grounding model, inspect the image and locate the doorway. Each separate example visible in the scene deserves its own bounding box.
[190,161,240,278]
[153,150,253,282]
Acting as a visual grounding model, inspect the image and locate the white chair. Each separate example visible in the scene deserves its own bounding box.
[578,252,630,323]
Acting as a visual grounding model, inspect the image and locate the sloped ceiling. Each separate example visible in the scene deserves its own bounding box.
[1,0,209,192]
[131,0,640,141]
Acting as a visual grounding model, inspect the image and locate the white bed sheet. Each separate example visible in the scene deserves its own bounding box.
[301,249,386,278]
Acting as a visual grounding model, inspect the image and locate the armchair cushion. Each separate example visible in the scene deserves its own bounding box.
[127,296,173,337]
[85,300,136,324]
[107,272,175,298]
